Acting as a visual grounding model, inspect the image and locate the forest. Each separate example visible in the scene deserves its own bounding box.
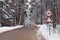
[0,0,60,27]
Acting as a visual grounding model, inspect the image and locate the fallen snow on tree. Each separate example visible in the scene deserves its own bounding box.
[24,0,36,27]
[0,0,3,1]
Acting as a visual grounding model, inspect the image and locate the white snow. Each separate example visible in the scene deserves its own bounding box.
[24,0,35,27]
[8,0,12,3]
[27,0,31,3]
[10,9,15,12]
[0,25,23,33]
[0,24,60,40]
[37,24,60,40]
[0,0,3,1]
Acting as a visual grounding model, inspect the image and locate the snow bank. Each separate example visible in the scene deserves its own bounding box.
[37,24,60,40]
[0,25,23,33]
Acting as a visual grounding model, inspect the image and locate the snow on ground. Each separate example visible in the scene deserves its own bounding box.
[37,24,60,40]
[0,24,60,40]
[0,25,23,33]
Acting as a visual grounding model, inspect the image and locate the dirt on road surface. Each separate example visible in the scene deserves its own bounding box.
[0,26,45,40]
